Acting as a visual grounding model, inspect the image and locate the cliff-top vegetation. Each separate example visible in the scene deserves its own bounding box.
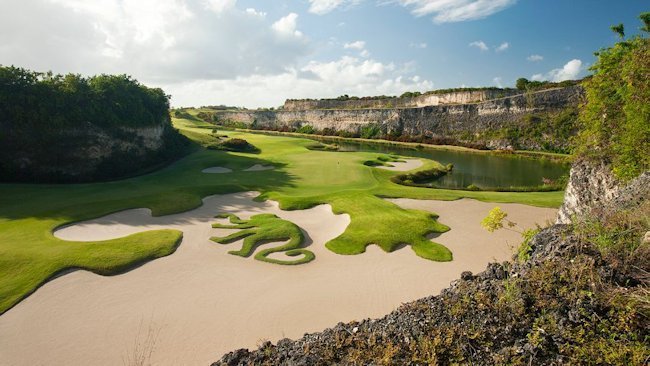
[574,14,650,180]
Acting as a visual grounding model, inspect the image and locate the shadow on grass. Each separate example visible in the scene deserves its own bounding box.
[0,151,297,222]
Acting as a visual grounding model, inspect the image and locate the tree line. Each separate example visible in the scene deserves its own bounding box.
[0,66,189,182]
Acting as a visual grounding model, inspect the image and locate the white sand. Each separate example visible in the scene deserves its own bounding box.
[0,193,556,366]
[377,158,423,171]
[202,167,233,173]
[244,164,275,172]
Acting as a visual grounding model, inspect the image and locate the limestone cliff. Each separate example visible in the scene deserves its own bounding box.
[557,159,650,224]
[213,86,583,152]
[2,119,189,183]
[283,89,521,110]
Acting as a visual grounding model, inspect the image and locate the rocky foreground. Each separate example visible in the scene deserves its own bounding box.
[214,167,649,365]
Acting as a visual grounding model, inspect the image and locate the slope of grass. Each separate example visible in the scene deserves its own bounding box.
[0,115,564,314]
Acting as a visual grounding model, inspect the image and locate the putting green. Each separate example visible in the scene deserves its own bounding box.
[0,116,564,314]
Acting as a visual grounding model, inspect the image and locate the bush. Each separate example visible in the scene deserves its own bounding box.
[297,125,315,134]
[207,138,259,153]
[360,124,381,139]
[391,167,450,187]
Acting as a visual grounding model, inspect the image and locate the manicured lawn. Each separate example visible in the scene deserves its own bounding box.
[0,116,564,314]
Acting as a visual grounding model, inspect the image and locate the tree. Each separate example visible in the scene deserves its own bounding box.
[639,12,650,33]
[610,23,625,39]
[575,15,650,180]
[516,78,530,90]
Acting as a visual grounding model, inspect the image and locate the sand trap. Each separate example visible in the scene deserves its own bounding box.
[377,158,423,171]
[244,164,275,172]
[0,193,555,366]
[202,167,233,174]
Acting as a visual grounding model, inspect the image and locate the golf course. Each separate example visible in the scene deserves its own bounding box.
[0,113,562,364]
[0,113,567,313]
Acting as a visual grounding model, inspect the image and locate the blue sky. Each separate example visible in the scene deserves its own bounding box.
[0,0,647,107]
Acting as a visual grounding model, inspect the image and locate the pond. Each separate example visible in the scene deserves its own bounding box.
[336,141,570,190]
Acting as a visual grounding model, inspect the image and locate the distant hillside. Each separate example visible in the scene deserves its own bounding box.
[0,66,190,183]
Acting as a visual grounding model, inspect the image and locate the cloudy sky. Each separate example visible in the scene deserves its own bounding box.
[1,0,647,107]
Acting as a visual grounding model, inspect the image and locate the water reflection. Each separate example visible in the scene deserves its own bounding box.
[338,142,569,189]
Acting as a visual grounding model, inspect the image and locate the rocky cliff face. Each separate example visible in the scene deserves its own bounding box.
[283,89,521,110]
[216,86,583,151]
[557,160,650,224]
[4,119,188,183]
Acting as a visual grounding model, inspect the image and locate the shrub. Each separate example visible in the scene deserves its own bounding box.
[207,138,259,153]
[466,184,480,191]
[391,167,450,187]
[297,125,315,134]
[360,124,381,139]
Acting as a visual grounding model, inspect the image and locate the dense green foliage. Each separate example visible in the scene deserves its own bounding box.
[475,106,579,153]
[0,66,189,182]
[211,213,314,265]
[207,138,260,153]
[515,77,582,91]
[575,20,650,180]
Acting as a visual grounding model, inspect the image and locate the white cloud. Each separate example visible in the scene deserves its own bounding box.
[493,76,503,88]
[0,0,308,82]
[394,0,517,23]
[0,0,434,108]
[308,0,360,15]
[495,42,509,52]
[531,59,582,82]
[409,42,428,49]
[527,54,543,62]
[245,8,266,18]
[469,40,489,51]
[271,13,303,38]
[164,57,434,107]
[344,41,366,50]
[203,0,237,13]
[344,40,370,57]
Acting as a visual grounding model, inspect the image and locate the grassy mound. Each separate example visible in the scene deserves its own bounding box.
[207,138,260,153]
[211,213,314,265]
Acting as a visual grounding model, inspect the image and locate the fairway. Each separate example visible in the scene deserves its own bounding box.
[0,116,564,315]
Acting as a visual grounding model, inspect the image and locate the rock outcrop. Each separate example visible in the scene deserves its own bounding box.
[557,159,650,224]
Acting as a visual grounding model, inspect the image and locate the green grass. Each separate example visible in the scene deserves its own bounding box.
[211,213,314,265]
[0,115,565,314]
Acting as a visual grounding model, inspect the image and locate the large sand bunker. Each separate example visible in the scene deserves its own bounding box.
[244,164,275,172]
[377,158,423,171]
[202,167,233,173]
[0,193,555,365]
